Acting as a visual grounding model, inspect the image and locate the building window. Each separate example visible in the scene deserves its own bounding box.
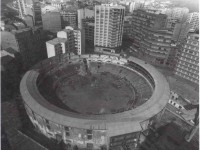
[87,135,92,140]
[87,129,92,140]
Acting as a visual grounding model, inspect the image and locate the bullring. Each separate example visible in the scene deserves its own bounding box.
[20,54,170,149]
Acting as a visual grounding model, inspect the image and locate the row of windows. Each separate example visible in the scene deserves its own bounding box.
[175,68,199,79]
[175,71,199,83]
[180,53,199,61]
[25,104,94,140]
[178,59,199,68]
[176,64,199,74]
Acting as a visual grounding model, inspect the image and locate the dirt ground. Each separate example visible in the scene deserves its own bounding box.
[56,72,135,114]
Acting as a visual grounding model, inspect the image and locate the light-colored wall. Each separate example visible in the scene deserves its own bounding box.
[46,42,56,58]
[57,30,68,39]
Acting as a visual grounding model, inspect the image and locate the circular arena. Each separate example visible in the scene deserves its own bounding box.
[20,54,170,150]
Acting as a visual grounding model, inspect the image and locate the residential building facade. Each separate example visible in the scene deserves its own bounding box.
[17,0,27,18]
[85,22,95,45]
[172,22,190,42]
[94,4,125,53]
[174,31,199,84]
[42,12,62,33]
[46,26,85,57]
[131,9,175,65]
[186,12,199,32]
[61,11,77,29]
[46,38,68,58]
[33,0,42,26]
[77,8,95,29]
[123,15,132,37]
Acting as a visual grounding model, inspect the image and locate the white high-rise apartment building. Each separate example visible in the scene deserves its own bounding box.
[94,4,125,53]
[187,12,199,32]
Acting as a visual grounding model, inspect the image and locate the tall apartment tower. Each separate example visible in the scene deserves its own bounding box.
[131,9,173,65]
[94,4,125,53]
[187,12,199,32]
[174,31,199,84]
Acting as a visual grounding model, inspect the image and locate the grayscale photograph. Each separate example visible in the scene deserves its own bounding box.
[1,0,199,150]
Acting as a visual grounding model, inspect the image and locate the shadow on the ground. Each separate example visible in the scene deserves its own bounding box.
[139,122,199,150]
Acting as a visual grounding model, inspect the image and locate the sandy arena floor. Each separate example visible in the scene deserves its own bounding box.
[56,72,136,114]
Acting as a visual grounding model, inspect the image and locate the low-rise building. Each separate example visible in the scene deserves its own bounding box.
[46,26,85,57]
[46,38,68,58]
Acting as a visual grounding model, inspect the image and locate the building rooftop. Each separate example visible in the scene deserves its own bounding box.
[46,38,68,45]
[97,4,125,9]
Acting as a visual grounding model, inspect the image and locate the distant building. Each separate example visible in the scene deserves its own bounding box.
[42,12,62,33]
[174,31,199,84]
[123,15,132,37]
[32,0,42,26]
[51,1,63,9]
[77,8,95,29]
[129,2,135,13]
[165,7,189,22]
[94,4,125,54]
[61,11,77,28]
[186,12,199,32]
[41,5,59,14]
[17,0,27,18]
[165,7,189,31]
[17,0,42,27]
